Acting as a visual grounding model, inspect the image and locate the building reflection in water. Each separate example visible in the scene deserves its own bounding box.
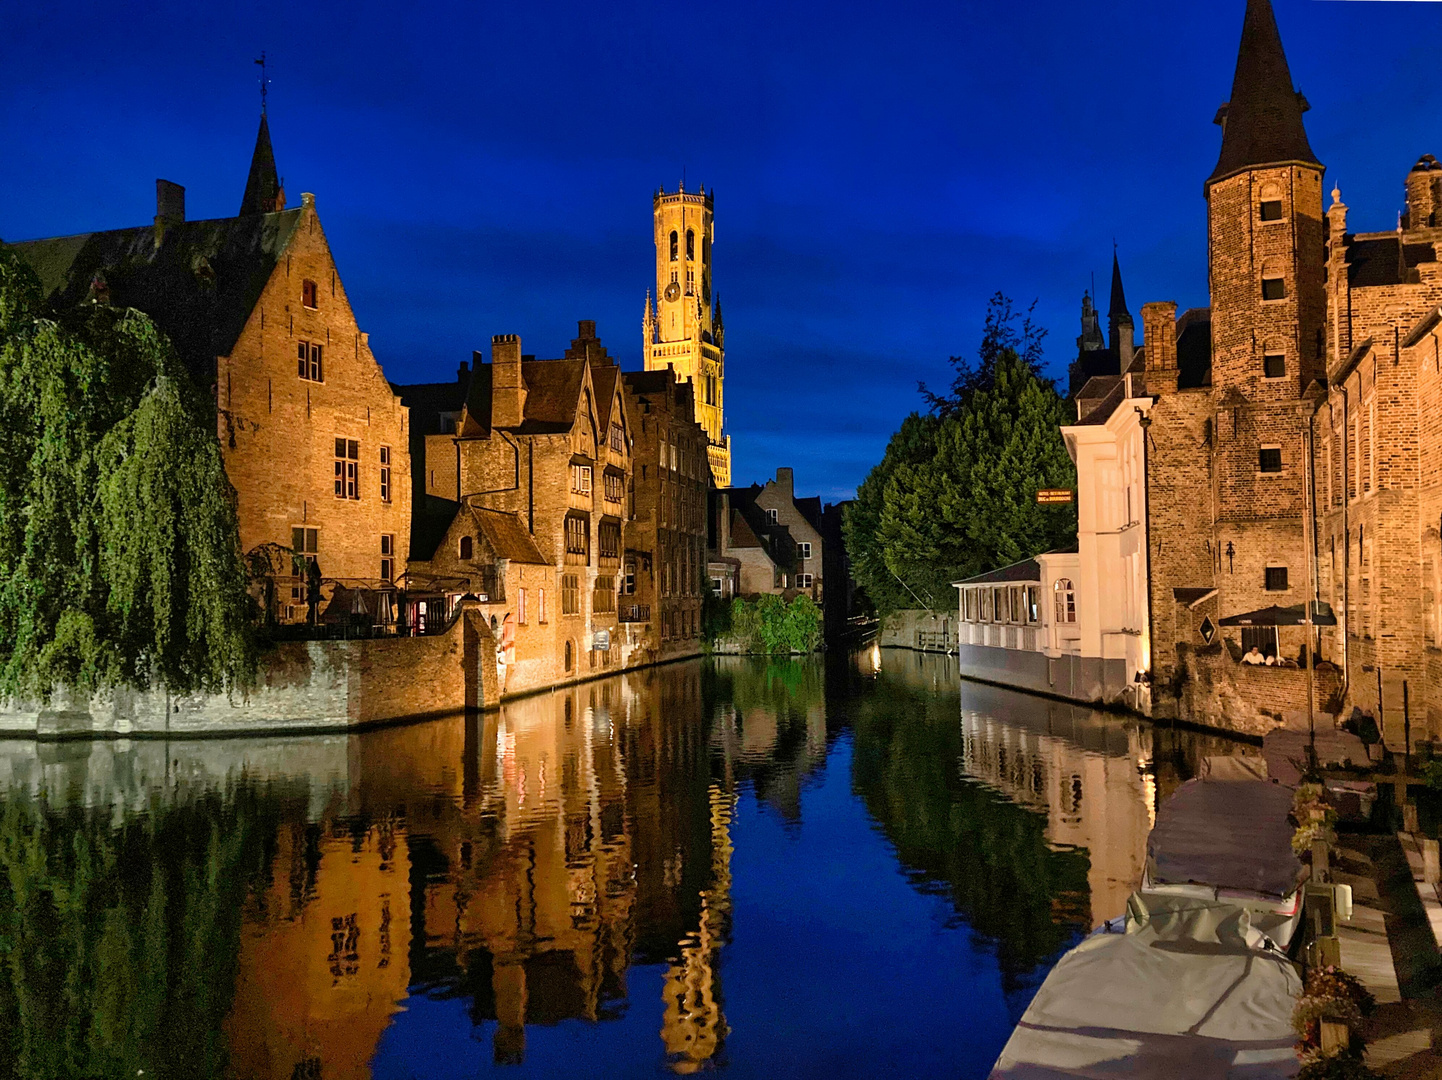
[0,651,1248,1079]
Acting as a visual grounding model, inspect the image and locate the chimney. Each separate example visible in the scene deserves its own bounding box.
[720,493,732,553]
[776,467,794,497]
[1405,156,1440,230]
[457,359,470,383]
[1142,302,1179,394]
[491,334,526,429]
[577,319,597,340]
[154,179,185,248]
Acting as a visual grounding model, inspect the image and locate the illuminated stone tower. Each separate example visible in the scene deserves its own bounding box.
[643,184,730,486]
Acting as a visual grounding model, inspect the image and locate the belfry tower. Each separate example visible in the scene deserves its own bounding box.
[643,183,730,486]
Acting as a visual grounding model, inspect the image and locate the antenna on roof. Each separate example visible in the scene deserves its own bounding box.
[255,51,270,115]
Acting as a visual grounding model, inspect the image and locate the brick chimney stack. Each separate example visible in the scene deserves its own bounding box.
[491,335,526,429]
[1142,302,1179,394]
[154,179,185,248]
[776,467,794,498]
[1404,155,1441,230]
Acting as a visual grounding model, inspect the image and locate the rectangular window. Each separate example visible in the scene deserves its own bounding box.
[981,589,992,622]
[1259,200,1283,222]
[562,574,579,615]
[765,508,778,525]
[335,438,360,499]
[604,472,624,504]
[302,279,318,308]
[564,514,589,561]
[1261,277,1286,301]
[379,446,392,502]
[538,588,547,623]
[609,423,625,453]
[1263,353,1285,379]
[298,342,323,382]
[1265,566,1288,591]
[796,573,813,589]
[598,520,621,561]
[797,541,812,560]
[593,575,616,613]
[623,562,636,594]
[380,534,394,581]
[1259,446,1283,473]
[570,464,592,496]
[1026,586,1040,623]
[517,587,527,624]
[292,527,319,556]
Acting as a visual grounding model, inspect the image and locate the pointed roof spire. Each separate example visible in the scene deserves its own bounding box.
[1108,248,1131,320]
[239,113,283,216]
[1209,0,1320,185]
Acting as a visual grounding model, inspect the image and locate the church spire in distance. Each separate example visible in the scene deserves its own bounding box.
[1209,0,1320,185]
[1107,247,1130,320]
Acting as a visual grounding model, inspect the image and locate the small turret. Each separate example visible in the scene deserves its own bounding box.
[1108,250,1135,371]
[239,113,285,216]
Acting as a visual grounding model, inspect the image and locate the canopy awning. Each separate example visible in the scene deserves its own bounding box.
[1218,601,1336,627]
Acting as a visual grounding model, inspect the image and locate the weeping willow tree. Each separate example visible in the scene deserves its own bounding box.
[0,247,255,697]
[0,783,288,1079]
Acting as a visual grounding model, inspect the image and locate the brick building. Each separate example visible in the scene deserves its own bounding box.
[708,468,828,613]
[621,368,709,651]
[400,322,705,695]
[9,111,412,618]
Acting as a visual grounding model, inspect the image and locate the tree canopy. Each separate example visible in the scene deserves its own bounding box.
[844,292,1077,614]
[0,247,255,698]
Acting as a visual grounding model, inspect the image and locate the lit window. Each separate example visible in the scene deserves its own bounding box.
[571,464,592,496]
[1259,446,1283,473]
[334,438,359,499]
[298,342,323,382]
[1261,277,1286,301]
[1054,579,1076,624]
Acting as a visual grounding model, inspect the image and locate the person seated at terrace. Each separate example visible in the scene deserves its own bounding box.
[1242,645,1266,665]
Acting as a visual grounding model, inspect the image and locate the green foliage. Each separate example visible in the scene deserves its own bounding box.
[846,293,1077,614]
[724,595,822,654]
[0,247,254,697]
[0,784,285,1079]
[702,577,732,642]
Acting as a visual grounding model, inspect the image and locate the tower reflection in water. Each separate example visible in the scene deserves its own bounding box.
[0,651,1242,1080]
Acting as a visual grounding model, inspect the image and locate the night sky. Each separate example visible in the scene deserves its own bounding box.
[3,1,1440,501]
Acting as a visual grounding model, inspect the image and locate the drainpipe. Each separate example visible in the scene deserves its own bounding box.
[1137,407,1155,708]
[1339,383,1351,705]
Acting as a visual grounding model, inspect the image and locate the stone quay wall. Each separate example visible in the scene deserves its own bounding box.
[0,601,500,739]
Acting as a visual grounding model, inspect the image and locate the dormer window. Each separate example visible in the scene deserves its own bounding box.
[1261,277,1286,301]
[1259,200,1283,222]
[302,279,318,308]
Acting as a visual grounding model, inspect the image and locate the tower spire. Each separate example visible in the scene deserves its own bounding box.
[1108,248,1130,320]
[1209,0,1320,185]
[239,113,283,215]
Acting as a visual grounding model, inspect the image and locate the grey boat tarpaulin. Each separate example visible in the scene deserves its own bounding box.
[1146,776,1302,900]
[989,895,1302,1079]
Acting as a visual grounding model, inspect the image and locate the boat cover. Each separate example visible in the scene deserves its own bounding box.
[1147,778,1301,900]
[990,898,1302,1079]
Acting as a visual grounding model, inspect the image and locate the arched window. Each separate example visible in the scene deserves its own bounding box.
[459,535,473,560]
[669,231,678,261]
[1054,578,1076,624]
[686,229,695,260]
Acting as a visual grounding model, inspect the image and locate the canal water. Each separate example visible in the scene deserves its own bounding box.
[0,649,1249,1080]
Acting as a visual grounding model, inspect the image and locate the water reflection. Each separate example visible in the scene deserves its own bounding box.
[0,650,1247,1079]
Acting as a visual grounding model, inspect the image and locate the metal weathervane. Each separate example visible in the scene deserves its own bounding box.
[255,51,270,114]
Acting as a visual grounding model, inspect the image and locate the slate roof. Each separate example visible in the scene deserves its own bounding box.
[1074,376,1126,426]
[239,114,282,216]
[953,558,1042,587]
[1346,236,1438,288]
[794,495,823,532]
[8,209,304,385]
[728,509,765,549]
[472,506,548,565]
[1176,307,1213,390]
[1209,0,1320,184]
[591,364,620,432]
[411,496,461,563]
[393,370,470,434]
[516,359,585,434]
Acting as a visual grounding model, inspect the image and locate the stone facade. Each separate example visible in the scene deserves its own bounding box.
[710,468,827,609]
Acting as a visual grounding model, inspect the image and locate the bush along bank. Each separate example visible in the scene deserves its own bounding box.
[711,595,822,655]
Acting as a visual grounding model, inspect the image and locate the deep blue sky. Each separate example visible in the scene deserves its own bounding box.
[3,1,1440,500]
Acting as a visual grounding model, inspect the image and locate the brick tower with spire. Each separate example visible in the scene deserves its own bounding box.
[1142,0,1327,718]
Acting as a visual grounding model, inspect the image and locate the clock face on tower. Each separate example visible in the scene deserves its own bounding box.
[663,281,681,302]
